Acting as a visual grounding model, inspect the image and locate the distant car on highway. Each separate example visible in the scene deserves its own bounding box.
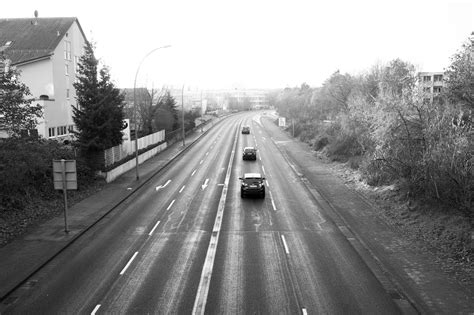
[242,147,257,160]
[241,126,250,134]
[239,173,265,198]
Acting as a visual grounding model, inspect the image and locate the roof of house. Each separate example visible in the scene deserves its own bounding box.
[0,17,86,65]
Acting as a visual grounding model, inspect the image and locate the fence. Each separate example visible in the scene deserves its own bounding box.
[104,129,165,167]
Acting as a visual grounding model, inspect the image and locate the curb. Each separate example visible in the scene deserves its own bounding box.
[259,117,423,314]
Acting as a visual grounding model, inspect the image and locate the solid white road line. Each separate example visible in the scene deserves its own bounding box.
[193,128,238,315]
[281,235,290,255]
[120,252,138,275]
[167,199,176,211]
[91,304,101,315]
[149,221,161,236]
[192,169,197,176]
[179,185,185,193]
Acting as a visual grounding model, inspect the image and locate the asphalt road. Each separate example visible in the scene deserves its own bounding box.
[2,112,402,314]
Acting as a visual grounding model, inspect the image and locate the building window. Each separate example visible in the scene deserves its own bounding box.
[423,87,431,93]
[434,75,443,82]
[64,40,71,60]
[48,127,55,138]
[433,86,442,93]
[423,76,431,82]
[68,125,74,134]
[57,126,67,136]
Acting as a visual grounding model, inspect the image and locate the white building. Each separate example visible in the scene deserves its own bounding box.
[0,16,87,140]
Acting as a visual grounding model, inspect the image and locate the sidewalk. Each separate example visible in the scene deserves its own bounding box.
[260,116,474,314]
[0,118,221,301]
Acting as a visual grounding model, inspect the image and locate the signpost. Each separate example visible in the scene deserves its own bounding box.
[53,159,77,233]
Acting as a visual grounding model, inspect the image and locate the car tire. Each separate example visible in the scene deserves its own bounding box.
[261,191,265,198]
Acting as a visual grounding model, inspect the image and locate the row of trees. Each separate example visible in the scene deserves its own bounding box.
[269,37,472,214]
[0,40,198,211]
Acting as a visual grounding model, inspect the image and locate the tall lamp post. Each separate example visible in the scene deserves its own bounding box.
[133,45,171,180]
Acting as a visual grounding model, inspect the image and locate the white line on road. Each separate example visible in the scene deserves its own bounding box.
[191,169,197,176]
[179,185,185,193]
[120,252,138,275]
[156,179,171,191]
[266,180,269,187]
[270,191,277,211]
[302,308,308,315]
[259,156,261,161]
[281,235,290,255]
[206,151,209,156]
[91,304,101,315]
[262,165,266,174]
[193,129,238,315]
[167,199,175,211]
[201,178,209,190]
[200,159,204,164]
[149,221,161,236]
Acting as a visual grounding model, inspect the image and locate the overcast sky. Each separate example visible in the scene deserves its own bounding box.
[3,0,473,90]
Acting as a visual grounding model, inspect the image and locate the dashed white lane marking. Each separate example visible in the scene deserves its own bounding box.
[259,156,261,161]
[120,251,138,275]
[266,180,269,187]
[127,187,132,190]
[206,151,209,156]
[149,221,161,236]
[281,235,290,254]
[269,191,277,211]
[179,185,185,193]
[262,165,266,174]
[302,308,308,315]
[191,169,197,176]
[167,199,176,210]
[200,159,204,164]
[91,304,101,315]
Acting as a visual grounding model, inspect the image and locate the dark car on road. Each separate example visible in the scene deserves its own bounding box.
[242,147,257,160]
[239,173,265,198]
[242,126,250,134]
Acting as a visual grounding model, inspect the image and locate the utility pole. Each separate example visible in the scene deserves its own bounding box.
[182,85,185,146]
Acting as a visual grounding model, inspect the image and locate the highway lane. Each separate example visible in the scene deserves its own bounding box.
[2,111,402,314]
[206,114,400,314]
[2,114,242,313]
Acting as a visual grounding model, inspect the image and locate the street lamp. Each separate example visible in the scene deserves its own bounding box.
[133,45,171,180]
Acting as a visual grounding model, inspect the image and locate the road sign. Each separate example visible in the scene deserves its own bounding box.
[53,160,77,190]
[278,117,286,127]
[52,159,77,233]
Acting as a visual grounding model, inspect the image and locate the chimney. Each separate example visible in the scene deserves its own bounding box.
[33,10,38,25]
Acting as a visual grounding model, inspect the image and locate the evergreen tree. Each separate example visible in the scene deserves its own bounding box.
[0,54,42,136]
[159,91,179,130]
[72,42,125,155]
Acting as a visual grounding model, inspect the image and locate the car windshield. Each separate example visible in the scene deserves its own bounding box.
[244,148,255,153]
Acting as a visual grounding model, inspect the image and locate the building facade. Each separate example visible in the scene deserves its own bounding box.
[418,71,444,104]
[0,16,87,140]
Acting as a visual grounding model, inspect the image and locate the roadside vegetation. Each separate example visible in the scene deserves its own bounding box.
[0,42,205,246]
[268,37,473,278]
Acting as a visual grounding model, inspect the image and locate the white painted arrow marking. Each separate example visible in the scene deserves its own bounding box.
[201,178,209,190]
[156,179,171,191]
